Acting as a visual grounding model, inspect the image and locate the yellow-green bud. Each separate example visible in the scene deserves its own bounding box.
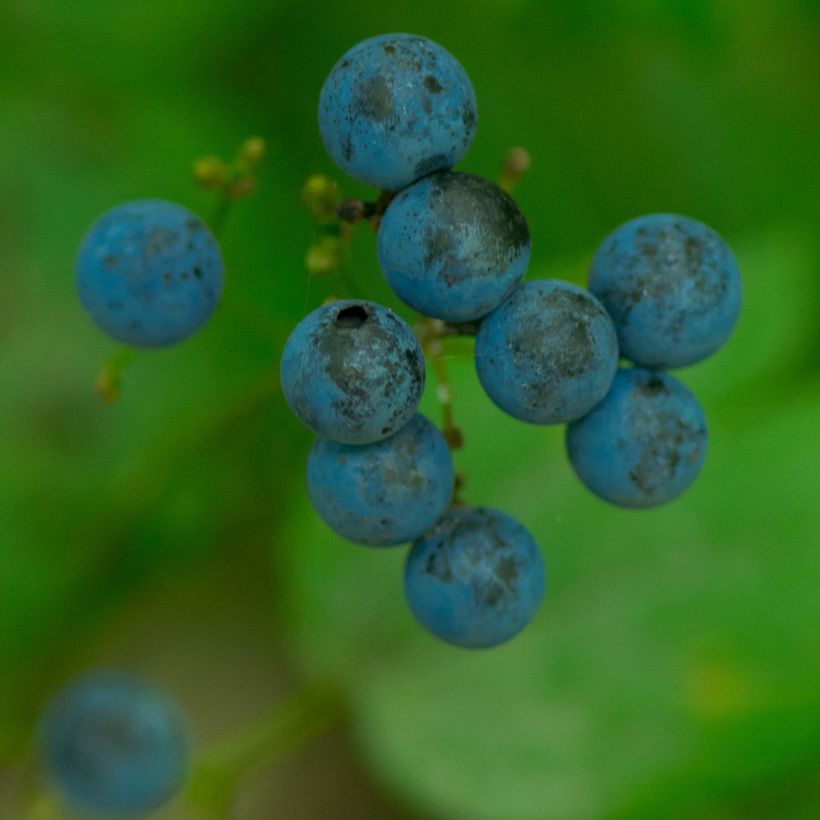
[301,175,341,223]
[305,236,341,276]
[239,136,267,169]
[193,155,229,189]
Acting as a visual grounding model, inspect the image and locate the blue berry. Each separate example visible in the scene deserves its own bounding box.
[404,506,545,648]
[377,172,530,321]
[566,368,708,508]
[280,300,425,444]
[307,414,454,546]
[588,213,742,368]
[38,673,188,816]
[474,280,619,424]
[76,200,223,347]
[318,33,477,191]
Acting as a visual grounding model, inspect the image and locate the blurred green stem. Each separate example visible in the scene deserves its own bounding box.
[95,345,135,402]
[185,680,346,818]
[337,223,362,297]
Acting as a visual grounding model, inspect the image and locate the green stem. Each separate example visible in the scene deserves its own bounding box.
[185,680,346,817]
[95,345,135,402]
[209,194,233,238]
[417,317,464,450]
[337,255,361,298]
[336,222,361,298]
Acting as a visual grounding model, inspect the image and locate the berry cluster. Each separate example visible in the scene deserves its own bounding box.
[73,34,741,653]
[284,33,742,649]
[283,33,552,649]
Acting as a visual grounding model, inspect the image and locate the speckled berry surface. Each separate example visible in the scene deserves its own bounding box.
[307,414,454,547]
[378,172,530,321]
[404,506,545,648]
[475,279,619,424]
[566,368,708,508]
[318,33,477,191]
[589,213,742,368]
[76,200,223,347]
[38,673,188,816]
[280,300,425,445]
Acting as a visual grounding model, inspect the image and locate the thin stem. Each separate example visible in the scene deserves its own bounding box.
[95,345,135,402]
[208,195,233,238]
[417,317,464,450]
[185,680,345,818]
[336,222,361,298]
[337,189,396,229]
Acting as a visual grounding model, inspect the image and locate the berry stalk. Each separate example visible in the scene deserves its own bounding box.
[184,681,345,818]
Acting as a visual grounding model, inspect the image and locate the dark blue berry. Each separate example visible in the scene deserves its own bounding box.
[318,34,477,190]
[38,673,188,816]
[307,414,454,546]
[589,213,742,368]
[280,300,425,444]
[76,200,223,347]
[378,172,530,321]
[566,368,708,508]
[404,506,545,648]
[475,280,619,424]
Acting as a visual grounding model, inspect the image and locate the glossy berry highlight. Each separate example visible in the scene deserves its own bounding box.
[38,673,188,816]
[589,213,742,368]
[404,506,545,648]
[76,200,223,347]
[318,33,477,191]
[307,414,454,546]
[475,279,619,424]
[566,367,708,508]
[280,300,425,445]
[378,171,530,322]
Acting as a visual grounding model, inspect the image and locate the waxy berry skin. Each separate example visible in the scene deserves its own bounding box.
[589,213,742,369]
[378,172,530,322]
[77,200,223,347]
[318,33,477,191]
[404,506,546,648]
[307,414,454,547]
[475,279,619,425]
[280,300,425,445]
[566,367,708,509]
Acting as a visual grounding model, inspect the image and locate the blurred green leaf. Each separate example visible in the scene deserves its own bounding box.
[277,234,820,818]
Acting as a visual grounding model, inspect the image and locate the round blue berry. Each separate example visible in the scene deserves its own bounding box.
[474,280,619,424]
[307,414,454,547]
[589,213,742,368]
[566,368,708,508]
[76,200,223,347]
[377,172,530,321]
[318,33,477,191]
[404,506,545,648]
[280,300,425,445]
[38,673,188,816]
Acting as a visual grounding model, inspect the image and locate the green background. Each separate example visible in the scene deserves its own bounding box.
[1,0,819,817]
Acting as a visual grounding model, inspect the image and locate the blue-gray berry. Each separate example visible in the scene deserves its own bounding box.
[566,368,708,508]
[318,33,477,190]
[378,172,530,321]
[404,506,545,648]
[475,280,619,424]
[76,200,223,347]
[589,213,742,368]
[280,300,425,444]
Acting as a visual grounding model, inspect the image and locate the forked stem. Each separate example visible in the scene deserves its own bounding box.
[185,680,345,818]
